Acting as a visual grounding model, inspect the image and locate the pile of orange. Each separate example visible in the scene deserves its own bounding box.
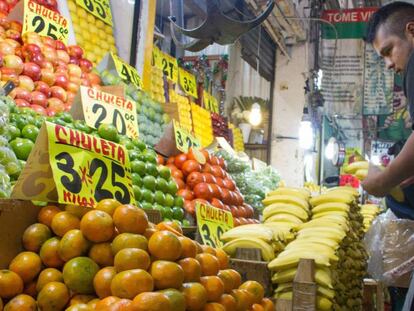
[0,199,275,310]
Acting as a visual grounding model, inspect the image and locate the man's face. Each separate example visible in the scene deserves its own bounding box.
[373,24,414,74]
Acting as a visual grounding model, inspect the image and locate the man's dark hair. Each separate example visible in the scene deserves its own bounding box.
[365,1,414,43]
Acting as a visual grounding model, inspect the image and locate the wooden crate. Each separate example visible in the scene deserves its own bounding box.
[144,209,162,224]
[0,199,41,268]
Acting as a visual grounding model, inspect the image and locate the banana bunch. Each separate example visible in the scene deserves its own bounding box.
[344,160,369,178]
[304,181,327,194]
[360,203,381,231]
[270,187,368,311]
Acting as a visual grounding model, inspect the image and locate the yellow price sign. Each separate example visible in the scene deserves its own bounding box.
[47,122,135,208]
[79,86,139,139]
[153,47,178,83]
[173,120,200,153]
[76,0,112,26]
[23,0,70,45]
[112,53,143,89]
[203,90,219,113]
[196,202,233,248]
[152,46,160,67]
[179,68,198,98]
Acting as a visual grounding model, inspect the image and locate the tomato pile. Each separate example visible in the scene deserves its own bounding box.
[0,199,275,310]
[0,0,58,15]
[166,149,259,227]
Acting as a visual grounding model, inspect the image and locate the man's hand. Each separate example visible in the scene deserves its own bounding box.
[361,164,390,197]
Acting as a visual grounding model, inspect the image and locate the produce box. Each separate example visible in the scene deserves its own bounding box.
[0,199,41,268]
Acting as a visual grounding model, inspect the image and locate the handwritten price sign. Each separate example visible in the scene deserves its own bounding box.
[196,202,233,248]
[76,0,113,25]
[47,122,135,208]
[173,120,200,153]
[203,90,219,113]
[79,86,139,139]
[179,68,198,98]
[112,53,143,90]
[23,0,70,44]
[153,47,178,83]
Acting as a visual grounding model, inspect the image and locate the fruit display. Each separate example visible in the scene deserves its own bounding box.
[191,103,213,147]
[269,187,368,310]
[214,149,280,212]
[99,69,168,147]
[149,66,166,104]
[67,0,117,64]
[304,181,327,195]
[0,0,58,14]
[0,199,275,311]
[231,125,244,152]
[360,203,381,231]
[211,112,230,143]
[166,149,259,226]
[170,89,193,133]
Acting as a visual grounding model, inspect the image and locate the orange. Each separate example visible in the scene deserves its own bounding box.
[63,257,99,295]
[22,223,52,252]
[94,296,120,309]
[9,252,42,283]
[0,270,23,299]
[51,211,80,237]
[58,229,91,261]
[231,289,254,311]
[131,292,170,311]
[36,268,63,292]
[37,281,70,311]
[159,289,186,311]
[37,205,61,228]
[148,231,182,261]
[87,298,99,309]
[225,269,242,289]
[250,304,265,311]
[96,199,121,216]
[178,236,197,258]
[93,267,116,299]
[215,249,229,270]
[196,253,220,276]
[219,294,237,311]
[201,245,216,255]
[239,281,264,304]
[196,242,203,254]
[178,258,201,282]
[144,227,157,240]
[3,294,36,310]
[112,205,148,234]
[80,210,115,243]
[202,303,226,311]
[181,282,207,311]
[39,237,65,268]
[110,269,153,299]
[69,294,96,306]
[150,260,184,290]
[65,204,92,218]
[200,276,225,302]
[260,298,275,311]
[114,248,150,272]
[217,270,235,294]
[65,304,90,311]
[23,280,37,298]
[88,243,114,267]
[111,233,148,255]
[108,298,133,310]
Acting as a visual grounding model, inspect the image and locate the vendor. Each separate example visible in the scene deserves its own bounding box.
[362,2,414,202]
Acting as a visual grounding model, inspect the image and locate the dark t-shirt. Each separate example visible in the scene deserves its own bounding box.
[403,51,414,129]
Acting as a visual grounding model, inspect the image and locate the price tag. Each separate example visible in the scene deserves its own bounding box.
[173,120,200,153]
[203,90,219,113]
[112,53,143,89]
[47,122,135,208]
[79,86,139,139]
[23,0,70,45]
[195,202,233,248]
[76,0,113,26]
[179,68,198,98]
[153,47,178,83]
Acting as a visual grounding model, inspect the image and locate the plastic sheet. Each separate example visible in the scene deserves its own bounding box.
[365,209,414,287]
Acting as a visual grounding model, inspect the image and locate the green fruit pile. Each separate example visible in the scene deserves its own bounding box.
[99,70,168,147]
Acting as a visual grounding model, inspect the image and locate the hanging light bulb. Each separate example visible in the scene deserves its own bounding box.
[299,120,314,150]
[249,103,262,126]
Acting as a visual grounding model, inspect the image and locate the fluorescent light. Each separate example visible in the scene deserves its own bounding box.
[299,120,314,150]
[248,103,262,126]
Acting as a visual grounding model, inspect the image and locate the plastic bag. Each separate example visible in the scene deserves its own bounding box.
[365,209,414,287]
[0,98,9,134]
[0,164,11,198]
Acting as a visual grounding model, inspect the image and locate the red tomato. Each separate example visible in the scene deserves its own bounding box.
[193,183,212,200]
[203,163,213,174]
[216,177,225,188]
[171,169,184,180]
[211,198,224,210]
[156,154,165,165]
[221,188,232,205]
[173,177,186,190]
[223,178,236,190]
[167,156,175,165]
[203,173,217,184]
[233,218,241,227]
[201,149,211,163]
[182,160,202,177]
[186,171,205,189]
[217,157,227,170]
[174,153,188,169]
[243,204,254,218]
[210,156,220,166]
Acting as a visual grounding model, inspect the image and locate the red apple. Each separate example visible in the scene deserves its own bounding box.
[69,76,80,85]
[41,61,53,70]
[14,46,22,59]
[69,56,79,65]
[54,40,66,51]
[0,17,9,29]
[54,73,68,89]
[30,104,47,115]
[30,53,45,67]
[9,21,22,32]
[67,91,76,103]
[10,87,30,101]
[68,45,83,59]
[40,68,55,86]
[79,58,92,72]
[88,72,101,85]
[30,91,48,107]
[3,54,23,74]
[23,62,41,81]
[4,38,20,49]
[42,45,57,64]
[47,97,65,113]
[34,81,51,97]
[5,29,20,41]
[0,1,9,13]
[0,41,14,55]
[66,81,79,93]
[15,98,30,107]
[68,64,82,78]
[18,75,35,91]
[55,64,68,74]
[80,79,91,87]
[41,36,56,48]
[22,32,42,46]
[56,50,69,64]
[22,44,41,58]
[0,67,18,82]
[50,86,67,102]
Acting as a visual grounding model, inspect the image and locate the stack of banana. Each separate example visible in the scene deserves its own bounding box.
[360,203,381,231]
[304,181,327,195]
[344,160,369,180]
[269,186,368,311]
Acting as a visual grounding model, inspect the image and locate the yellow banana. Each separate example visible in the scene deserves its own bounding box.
[310,192,354,206]
[221,237,275,262]
[318,286,335,299]
[280,245,338,262]
[297,230,345,243]
[274,291,292,300]
[312,211,348,219]
[295,217,349,231]
[312,202,350,214]
[267,187,310,200]
[326,186,359,197]
[317,296,333,311]
[344,161,369,174]
[264,213,303,224]
[220,225,274,242]
[271,267,332,288]
[274,283,292,293]
[263,194,309,210]
[390,186,405,202]
[268,252,331,270]
[293,236,339,249]
[355,169,368,180]
[263,203,309,221]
